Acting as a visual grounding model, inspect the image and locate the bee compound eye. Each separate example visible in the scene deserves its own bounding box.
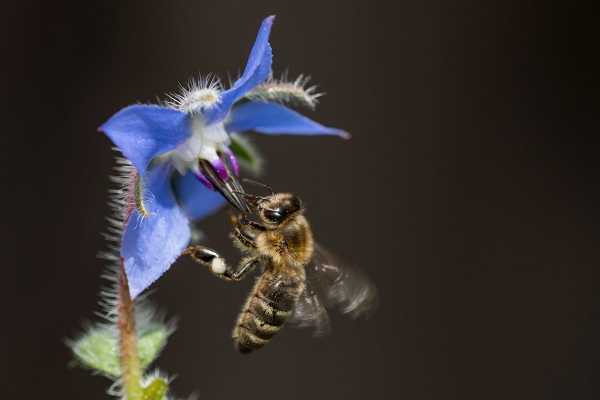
[263,209,283,222]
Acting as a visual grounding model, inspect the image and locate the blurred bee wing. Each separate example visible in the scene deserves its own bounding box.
[307,243,378,319]
[288,280,331,337]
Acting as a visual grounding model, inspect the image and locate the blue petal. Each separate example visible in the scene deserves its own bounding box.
[172,170,228,221]
[100,105,192,178]
[204,16,274,125]
[122,162,190,299]
[226,101,350,138]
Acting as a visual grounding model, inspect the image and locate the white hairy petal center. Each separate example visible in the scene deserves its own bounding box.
[161,116,230,176]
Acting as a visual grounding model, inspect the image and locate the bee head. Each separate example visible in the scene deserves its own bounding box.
[240,192,303,224]
[236,180,304,224]
[259,193,303,224]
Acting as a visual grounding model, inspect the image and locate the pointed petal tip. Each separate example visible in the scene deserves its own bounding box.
[98,121,112,135]
[338,130,351,139]
[129,285,143,300]
[227,101,349,138]
[204,16,275,125]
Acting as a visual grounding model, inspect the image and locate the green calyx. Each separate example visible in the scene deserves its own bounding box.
[70,324,169,378]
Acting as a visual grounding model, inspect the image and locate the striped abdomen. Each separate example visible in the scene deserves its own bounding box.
[233,264,304,353]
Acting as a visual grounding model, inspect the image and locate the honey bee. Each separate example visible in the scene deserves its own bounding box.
[184,181,377,353]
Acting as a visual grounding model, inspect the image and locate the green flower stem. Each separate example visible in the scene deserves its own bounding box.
[117,172,143,399]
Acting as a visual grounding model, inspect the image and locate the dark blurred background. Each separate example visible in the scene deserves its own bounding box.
[1,1,598,399]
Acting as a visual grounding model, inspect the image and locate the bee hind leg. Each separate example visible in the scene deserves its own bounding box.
[183,246,228,277]
[183,246,259,281]
[228,256,261,280]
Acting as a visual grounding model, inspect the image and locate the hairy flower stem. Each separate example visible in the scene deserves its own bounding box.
[118,261,142,399]
[117,171,143,399]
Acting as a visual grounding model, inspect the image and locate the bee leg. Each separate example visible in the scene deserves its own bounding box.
[183,246,230,278]
[226,256,261,281]
[183,246,259,281]
[239,218,267,231]
[231,226,258,249]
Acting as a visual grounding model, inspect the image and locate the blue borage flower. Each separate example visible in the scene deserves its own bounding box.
[100,16,348,298]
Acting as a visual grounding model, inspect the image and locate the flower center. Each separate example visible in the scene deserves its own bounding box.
[165,116,230,176]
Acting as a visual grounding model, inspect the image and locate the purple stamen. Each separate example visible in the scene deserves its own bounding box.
[210,158,229,181]
[193,171,215,190]
[224,149,239,175]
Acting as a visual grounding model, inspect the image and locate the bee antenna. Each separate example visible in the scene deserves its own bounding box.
[232,190,268,201]
[242,179,274,196]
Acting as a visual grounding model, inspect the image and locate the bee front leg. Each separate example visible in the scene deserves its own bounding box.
[239,218,267,231]
[230,217,267,249]
[231,226,259,249]
[183,246,259,281]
